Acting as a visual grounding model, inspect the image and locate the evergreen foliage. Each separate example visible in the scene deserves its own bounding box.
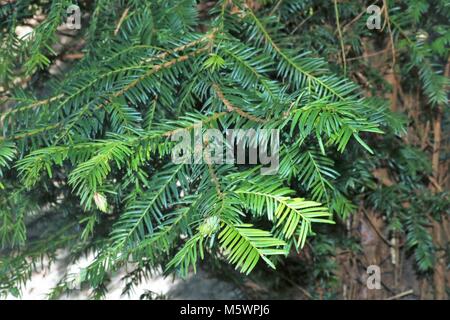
[0,0,448,298]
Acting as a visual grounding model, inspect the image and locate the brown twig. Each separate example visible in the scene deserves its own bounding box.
[334,0,347,75]
[386,289,414,300]
[0,94,64,125]
[347,48,389,61]
[279,274,313,299]
[61,53,84,60]
[383,0,396,67]
[114,8,130,36]
[362,209,404,248]
[212,84,266,123]
[0,31,216,123]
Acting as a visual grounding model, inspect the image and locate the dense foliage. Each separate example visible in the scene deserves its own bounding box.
[0,0,448,299]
